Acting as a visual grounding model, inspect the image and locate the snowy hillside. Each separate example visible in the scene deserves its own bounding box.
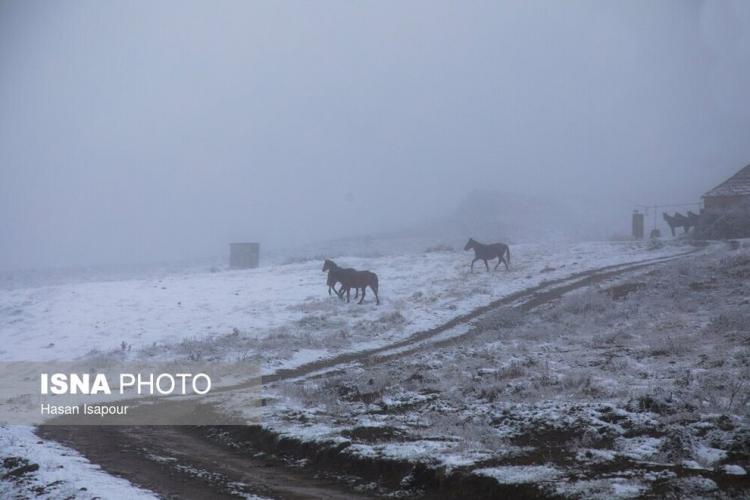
[0,239,713,499]
[260,245,750,498]
[1,241,690,373]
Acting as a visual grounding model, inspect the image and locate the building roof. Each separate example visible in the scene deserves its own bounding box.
[703,164,750,198]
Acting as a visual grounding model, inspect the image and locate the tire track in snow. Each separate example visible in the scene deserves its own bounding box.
[38,246,704,500]
[257,247,700,384]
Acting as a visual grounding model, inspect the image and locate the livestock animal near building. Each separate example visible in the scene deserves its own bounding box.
[662,212,694,236]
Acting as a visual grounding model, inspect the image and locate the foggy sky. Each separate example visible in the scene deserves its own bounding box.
[1,0,749,270]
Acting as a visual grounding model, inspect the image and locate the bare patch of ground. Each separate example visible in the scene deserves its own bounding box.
[267,247,750,498]
[36,247,729,499]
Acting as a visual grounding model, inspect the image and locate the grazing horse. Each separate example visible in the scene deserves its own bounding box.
[323,259,379,304]
[464,238,510,272]
[663,212,691,236]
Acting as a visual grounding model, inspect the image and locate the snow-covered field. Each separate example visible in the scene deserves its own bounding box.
[1,240,689,373]
[262,245,750,498]
[0,425,157,499]
[0,239,714,498]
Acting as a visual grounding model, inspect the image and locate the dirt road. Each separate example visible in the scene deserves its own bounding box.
[39,249,701,499]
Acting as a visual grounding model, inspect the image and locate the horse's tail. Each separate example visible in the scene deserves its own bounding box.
[370,272,380,304]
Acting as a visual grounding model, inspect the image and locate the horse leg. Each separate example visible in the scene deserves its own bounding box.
[471,258,480,273]
[373,286,380,305]
[484,259,489,272]
[503,256,509,271]
[358,287,366,304]
[346,287,351,303]
[353,287,359,299]
[494,258,502,271]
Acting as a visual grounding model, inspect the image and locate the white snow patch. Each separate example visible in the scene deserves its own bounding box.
[474,464,562,484]
[0,241,692,370]
[695,444,727,466]
[576,448,617,462]
[617,436,662,461]
[0,425,156,499]
[721,464,747,476]
[557,478,647,499]
[352,440,451,462]
[611,480,647,497]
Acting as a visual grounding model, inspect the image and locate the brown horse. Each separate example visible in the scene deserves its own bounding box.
[326,266,361,300]
[323,259,379,305]
[663,212,691,236]
[464,238,510,272]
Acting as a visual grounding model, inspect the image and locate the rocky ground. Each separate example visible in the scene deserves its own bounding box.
[4,240,747,499]
[264,244,750,498]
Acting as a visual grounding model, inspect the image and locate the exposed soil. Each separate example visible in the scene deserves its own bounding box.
[38,249,703,499]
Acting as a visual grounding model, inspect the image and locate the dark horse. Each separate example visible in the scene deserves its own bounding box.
[325,263,351,297]
[663,212,691,237]
[326,267,362,300]
[323,259,380,305]
[464,238,510,272]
